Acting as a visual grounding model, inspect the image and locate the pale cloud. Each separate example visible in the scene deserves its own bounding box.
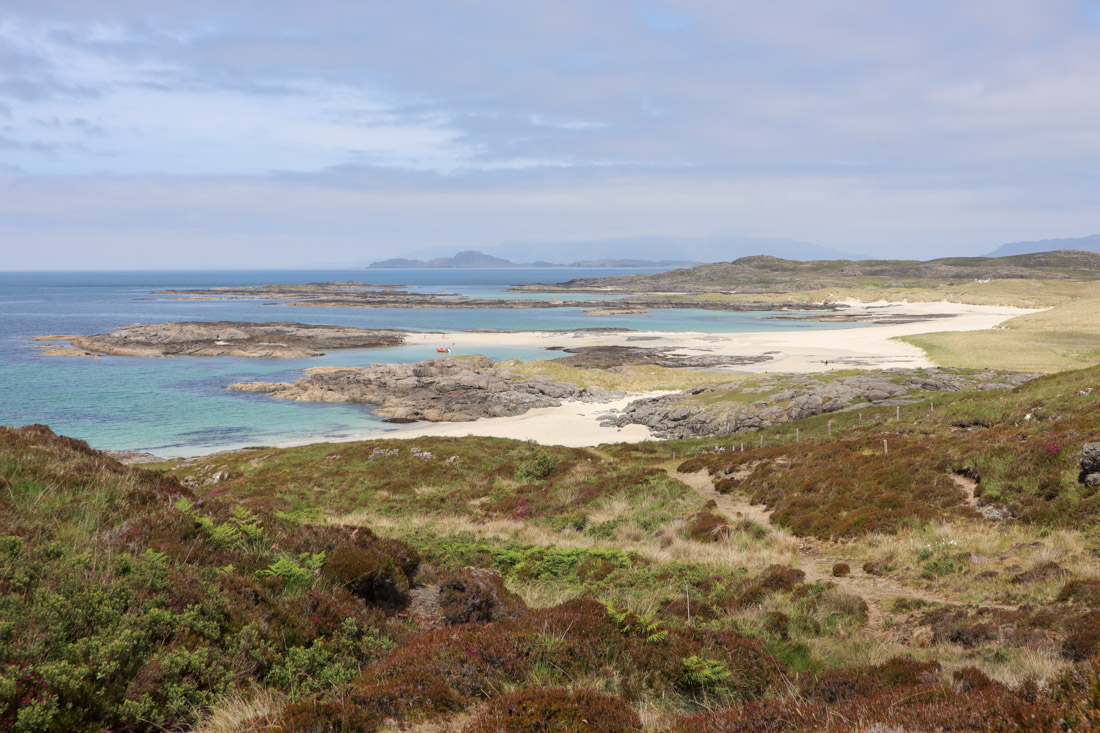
[0,1,1097,266]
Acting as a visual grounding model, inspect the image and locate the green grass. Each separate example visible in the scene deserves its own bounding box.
[898,295,1100,373]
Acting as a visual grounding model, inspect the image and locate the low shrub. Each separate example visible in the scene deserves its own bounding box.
[1058,578,1100,607]
[437,568,527,625]
[1062,612,1100,661]
[464,688,641,733]
[806,657,940,703]
[685,503,732,543]
[322,538,420,609]
[515,451,558,483]
[831,563,850,578]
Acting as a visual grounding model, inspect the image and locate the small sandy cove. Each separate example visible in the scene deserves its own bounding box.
[288,301,1036,450]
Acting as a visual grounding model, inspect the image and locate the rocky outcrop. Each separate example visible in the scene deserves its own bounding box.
[229,355,625,422]
[41,322,405,358]
[1083,442,1100,488]
[608,368,1040,439]
[103,449,164,465]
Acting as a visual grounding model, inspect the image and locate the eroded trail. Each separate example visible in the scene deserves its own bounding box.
[669,469,1013,632]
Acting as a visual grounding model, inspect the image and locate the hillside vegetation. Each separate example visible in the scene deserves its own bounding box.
[3,364,1096,729]
[513,250,1100,295]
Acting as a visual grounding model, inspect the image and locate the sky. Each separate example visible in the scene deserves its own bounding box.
[1,1,1099,269]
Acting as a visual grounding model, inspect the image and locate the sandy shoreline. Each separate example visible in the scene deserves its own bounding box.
[413,300,1036,373]
[275,394,660,450]
[263,300,1034,451]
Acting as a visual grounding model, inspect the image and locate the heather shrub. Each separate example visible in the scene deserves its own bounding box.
[1062,612,1100,661]
[685,504,733,543]
[323,539,419,608]
[764,611,790,640]
[515,451,558,482]
[1058,578,1100,607]
[0,426,412,732]
[736,565,806,607]
[464,688,641,733]
[672,682,1063,732]
[831,562,850,577]
[437,568,527,624]
[806,657,940,703]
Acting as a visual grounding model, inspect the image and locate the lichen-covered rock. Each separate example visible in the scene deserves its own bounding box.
[47,321,405,358]
[230,355,626,422]
[611,367,1040,439]
[1082,442,1100,485]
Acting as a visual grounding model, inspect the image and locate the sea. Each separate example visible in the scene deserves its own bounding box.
[0,268,861,457]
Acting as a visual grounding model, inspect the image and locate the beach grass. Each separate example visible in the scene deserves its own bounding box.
[671,278,1096,309]
[897,294,1100,372]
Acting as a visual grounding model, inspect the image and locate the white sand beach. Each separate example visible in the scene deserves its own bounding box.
[422,300,1038,373]
[292,300,1035,449]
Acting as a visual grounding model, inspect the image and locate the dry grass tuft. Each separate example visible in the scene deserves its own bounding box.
[186,687,284,733]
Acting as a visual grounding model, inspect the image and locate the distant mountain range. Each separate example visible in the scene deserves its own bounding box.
[986,234,1100,257]
[367,250,700,269]
[367,234,1100,270]
[369,236,872,269]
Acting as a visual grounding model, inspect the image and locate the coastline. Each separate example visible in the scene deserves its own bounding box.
[256,300,1036,454]
[415,300,1038,373]
[273,394,660,450]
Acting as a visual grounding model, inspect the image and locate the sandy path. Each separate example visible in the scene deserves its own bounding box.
[669,470,1014,631]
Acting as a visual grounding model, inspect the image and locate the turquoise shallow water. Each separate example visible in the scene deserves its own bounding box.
[0,268,863,456]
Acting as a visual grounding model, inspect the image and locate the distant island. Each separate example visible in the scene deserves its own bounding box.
[985,233,1100,257]
[367,249,699,269]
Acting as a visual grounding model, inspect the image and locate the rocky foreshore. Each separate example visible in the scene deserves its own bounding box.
[606,368,1040,438]
[150,282,848,313]
[36,322,405,358]
[229,355,626,422]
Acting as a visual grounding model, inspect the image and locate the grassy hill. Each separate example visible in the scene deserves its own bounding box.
[513,250,1100,295]
[5,364,1100,730]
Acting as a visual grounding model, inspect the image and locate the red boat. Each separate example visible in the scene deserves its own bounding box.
[436,347,451,353]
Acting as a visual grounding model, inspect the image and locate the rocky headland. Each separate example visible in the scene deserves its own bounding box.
[229,355,626,422]
[608,368,1040,438]
[37,322,405,358]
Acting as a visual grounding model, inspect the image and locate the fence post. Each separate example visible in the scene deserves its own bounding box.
[883,439,888,455]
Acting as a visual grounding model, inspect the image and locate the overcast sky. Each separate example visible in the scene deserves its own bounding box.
[2,1,1099,268]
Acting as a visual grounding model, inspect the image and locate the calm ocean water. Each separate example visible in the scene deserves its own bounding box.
[0,268,859,456]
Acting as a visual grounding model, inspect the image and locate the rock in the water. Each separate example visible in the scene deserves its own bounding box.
[103,449,164,464]
[229,355,626,422]
[42,321,405,358]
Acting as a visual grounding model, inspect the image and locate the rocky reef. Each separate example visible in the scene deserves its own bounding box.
[229,355,625,422]
[548,344,771,369]
[608,368,1040,438]
[37,321,405,358]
